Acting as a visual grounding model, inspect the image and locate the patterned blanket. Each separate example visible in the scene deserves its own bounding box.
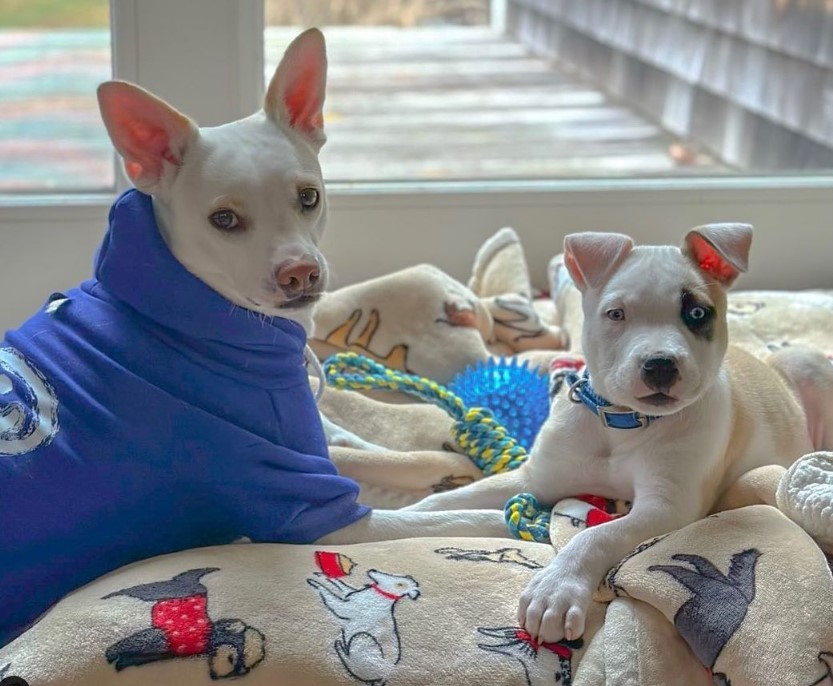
[2,228,833,686]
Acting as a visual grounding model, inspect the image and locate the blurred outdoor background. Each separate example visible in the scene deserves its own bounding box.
[2,0,832,190]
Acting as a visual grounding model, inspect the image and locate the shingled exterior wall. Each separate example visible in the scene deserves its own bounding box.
[505,0,833,170]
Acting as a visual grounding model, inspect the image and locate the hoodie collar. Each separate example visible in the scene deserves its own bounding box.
[93,189,308,382]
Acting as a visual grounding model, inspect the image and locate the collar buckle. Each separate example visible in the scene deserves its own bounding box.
[598,406,647,429]
[567,375,588,404]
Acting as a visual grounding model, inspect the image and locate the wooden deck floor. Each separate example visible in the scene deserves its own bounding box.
[0,26,723,192]
[268,26,723,181]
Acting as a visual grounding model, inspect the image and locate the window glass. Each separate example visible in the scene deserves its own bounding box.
[264,0,833,182]
[0,0,113,192]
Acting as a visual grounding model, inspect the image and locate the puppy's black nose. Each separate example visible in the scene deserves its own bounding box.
[641,356,679,391]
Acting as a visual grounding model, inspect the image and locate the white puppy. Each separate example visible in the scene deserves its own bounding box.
[406,224,833,643]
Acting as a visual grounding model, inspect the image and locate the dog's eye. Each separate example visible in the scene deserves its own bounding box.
[606,308,625,321]
[298,187,320,210]
[681,290,715,338]
[683,303,714,328]
[209,209,242,232]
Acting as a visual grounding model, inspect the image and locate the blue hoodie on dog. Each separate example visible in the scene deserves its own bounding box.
[0,189,369,647]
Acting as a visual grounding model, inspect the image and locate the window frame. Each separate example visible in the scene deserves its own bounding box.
[1,0,832,330]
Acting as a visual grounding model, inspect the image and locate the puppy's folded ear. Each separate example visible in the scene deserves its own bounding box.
[683,223,753,288]
[265,27,327,148]
[97,81,197,193]
[563,232,634,292]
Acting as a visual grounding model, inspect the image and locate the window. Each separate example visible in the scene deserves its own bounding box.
[0,0,831,334]
[264,0,833,182]
[0,0,113,192]
[505,0,833,175]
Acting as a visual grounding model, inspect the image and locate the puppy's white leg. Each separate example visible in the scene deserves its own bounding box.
[316,508,513,544]
[519,489,698,643]
[402,466,536,512]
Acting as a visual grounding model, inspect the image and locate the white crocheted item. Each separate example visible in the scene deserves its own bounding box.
[776,451,833,551]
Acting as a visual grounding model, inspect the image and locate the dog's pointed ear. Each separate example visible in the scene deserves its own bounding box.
[683,223,752,288]
[563,232,634,292]
[97,81,197,193]
[97,81,198,192]
[265,28,327,148]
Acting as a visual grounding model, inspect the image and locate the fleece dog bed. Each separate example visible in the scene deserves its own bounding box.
[2,228,833,686]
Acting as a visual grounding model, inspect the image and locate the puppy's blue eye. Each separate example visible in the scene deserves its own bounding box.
[209,209,242,232]
[606,308,625,321]
[299,187,320,210]
[681,290,714,338]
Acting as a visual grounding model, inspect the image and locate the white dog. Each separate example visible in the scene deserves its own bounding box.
[0,28,506,649]
[405,224,833,643]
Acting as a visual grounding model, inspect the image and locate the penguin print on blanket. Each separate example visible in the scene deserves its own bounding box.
[477,627,582,686]
[649,549,761,680]
[103,568,265,679]
[307,551,420,686]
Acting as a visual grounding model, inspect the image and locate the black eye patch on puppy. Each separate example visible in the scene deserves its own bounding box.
[680,289,715,340]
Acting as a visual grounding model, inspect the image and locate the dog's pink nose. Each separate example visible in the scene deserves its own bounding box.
[275,260,320,297]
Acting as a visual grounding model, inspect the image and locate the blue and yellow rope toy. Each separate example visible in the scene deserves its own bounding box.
[323,351,551,543]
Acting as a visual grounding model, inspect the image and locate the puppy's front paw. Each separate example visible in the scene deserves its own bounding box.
[517,563,592,643]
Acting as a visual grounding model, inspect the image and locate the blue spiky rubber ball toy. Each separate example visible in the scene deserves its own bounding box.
[448,357,550,451]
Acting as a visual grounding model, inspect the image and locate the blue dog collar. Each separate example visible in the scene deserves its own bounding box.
[564,368,659,430]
